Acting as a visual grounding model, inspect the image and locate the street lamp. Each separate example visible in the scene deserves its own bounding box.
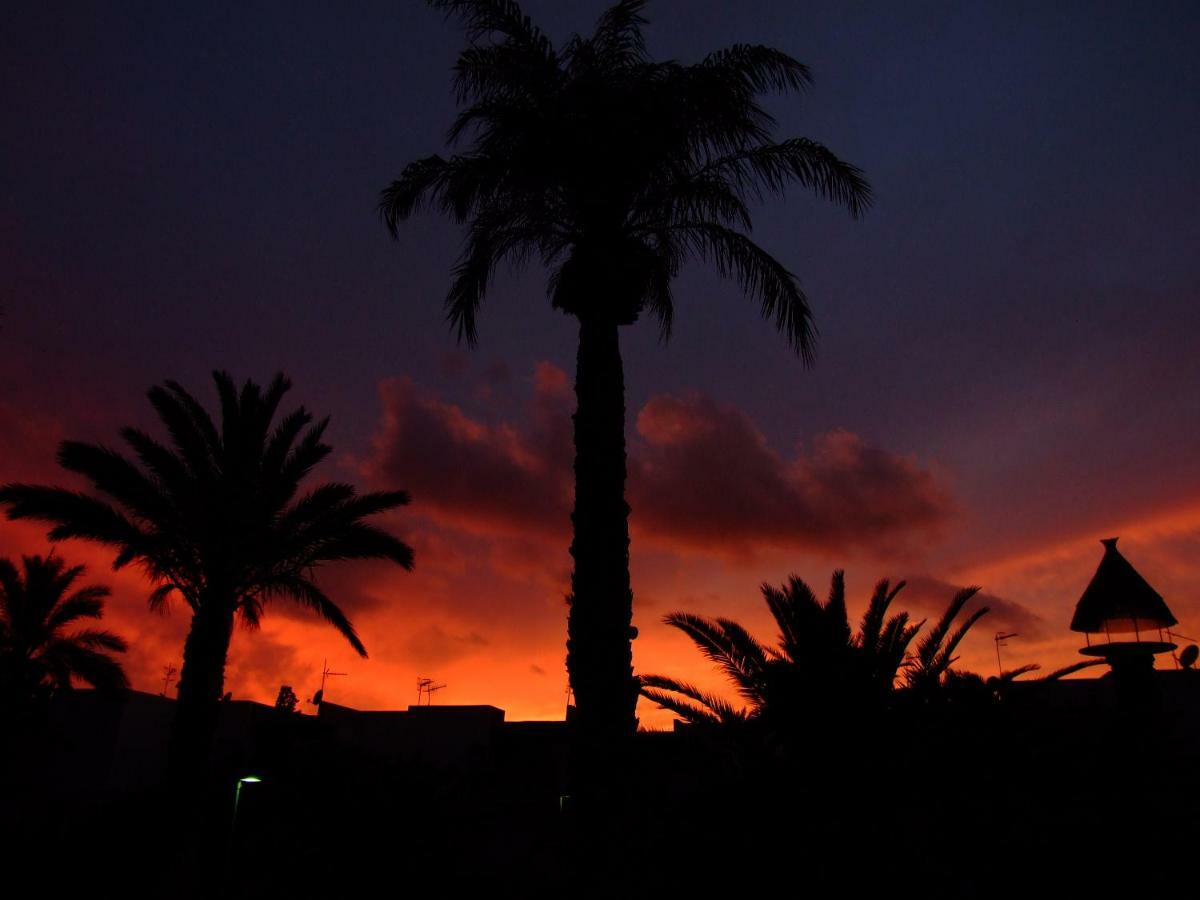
[231,776,263,847]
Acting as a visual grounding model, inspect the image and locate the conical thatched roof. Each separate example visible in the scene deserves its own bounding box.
[1070,538,1177,634]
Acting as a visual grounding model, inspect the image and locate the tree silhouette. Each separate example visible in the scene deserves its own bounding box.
[904,586,989,697]
[641,571,916,730]
[274,684,299,713]
[382,0,870,739]
[0,553,128,706]
[0,372,413,778]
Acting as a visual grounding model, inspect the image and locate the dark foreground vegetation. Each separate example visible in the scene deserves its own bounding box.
[5,674,1198,898]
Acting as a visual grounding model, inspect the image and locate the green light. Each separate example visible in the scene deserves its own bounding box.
[239,776,262,783]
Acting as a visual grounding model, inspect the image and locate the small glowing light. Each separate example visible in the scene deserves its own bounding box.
[239,776,263,783]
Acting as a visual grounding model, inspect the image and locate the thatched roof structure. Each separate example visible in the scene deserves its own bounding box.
[1070,538,1177,634]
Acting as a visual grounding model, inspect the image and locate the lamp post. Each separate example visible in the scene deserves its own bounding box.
[231,775,262,850]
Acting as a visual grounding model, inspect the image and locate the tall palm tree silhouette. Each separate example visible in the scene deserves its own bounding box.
[0,372,414,776]
[0,554,129,704]
[641,571,917,729]
[381,0,871,738]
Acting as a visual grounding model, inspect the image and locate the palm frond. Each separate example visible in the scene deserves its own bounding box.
[429,0,556,65]
[761,576,821,661]
[700,44,812,94]
[446,209,557,344]
[147,582,177,614]
[915,587,980,673]
[280,417,332,486]
[56,441,168,522]
[69,628,129,654]
[639,673,747,725]
[0,485,148,558]
[859,578,905,651]
[932,603,989,674]
[996,663,1041,683]
[662,611,765,700]
[639,688,723,726]
[706,139,872,217]
[41,639,129,692]
[672,222,816,363]
[147,383,216,478]
[260,576,367,657]
[45,586,109,630]
[592,0,649,64]
[119,427,191,496]
[1040,659,1105,681]
[379,155,453,233]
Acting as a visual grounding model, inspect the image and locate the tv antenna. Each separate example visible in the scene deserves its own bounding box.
[416,677,446,706]
[994,632,1019,678]
[310,658,347,708]
[161,664,177,696]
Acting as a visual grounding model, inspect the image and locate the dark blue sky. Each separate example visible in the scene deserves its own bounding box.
[3,0,1199,564]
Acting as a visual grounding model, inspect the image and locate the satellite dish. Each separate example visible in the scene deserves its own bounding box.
[311,689,324,705]
[1180,645,1198,669]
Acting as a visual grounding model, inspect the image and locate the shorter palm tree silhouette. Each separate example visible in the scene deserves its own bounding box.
[642,570,993,727]
[641,571,925,727]
[0,372,414,778]
[0,553,129,705]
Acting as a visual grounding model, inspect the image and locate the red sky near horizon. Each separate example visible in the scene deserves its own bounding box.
[2,2,1199,728]
[4,358,1200,729]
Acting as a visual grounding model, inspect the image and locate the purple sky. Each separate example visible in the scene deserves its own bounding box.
[2,1,1199,716]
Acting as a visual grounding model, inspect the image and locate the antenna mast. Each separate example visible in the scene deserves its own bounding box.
[310,658,347,710]
[416,677,446,706]
[994,632,1019,678]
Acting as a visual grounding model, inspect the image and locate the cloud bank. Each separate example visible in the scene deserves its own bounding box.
[364,364,954,559]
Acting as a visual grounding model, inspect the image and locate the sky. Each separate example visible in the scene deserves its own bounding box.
[2,0,1199,726]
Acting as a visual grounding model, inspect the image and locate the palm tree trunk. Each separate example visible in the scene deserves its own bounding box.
[168,598,235,786]
[566,314,638,741]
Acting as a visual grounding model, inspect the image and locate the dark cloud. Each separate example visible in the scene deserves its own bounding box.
[363,366,955,559]
[365,364,574,538]
[629,393,953,557]
[896,574,1045,640]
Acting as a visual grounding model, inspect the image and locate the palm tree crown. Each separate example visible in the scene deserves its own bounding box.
[383,0,871,355]
[643,571,991,729]
[0,372,412,648]
[0,554,129,701]
[0,372,413,771]
[641,571,916,728]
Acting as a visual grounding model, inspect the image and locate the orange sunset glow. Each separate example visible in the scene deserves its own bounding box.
[4,1,1199,895]
[5,360,1198,728]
